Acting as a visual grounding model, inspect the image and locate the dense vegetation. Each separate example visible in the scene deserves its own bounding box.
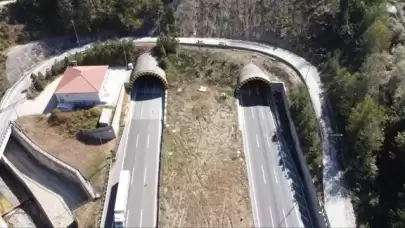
[13,0,164,37]
[303,0,405,227]
[289,86,323,194]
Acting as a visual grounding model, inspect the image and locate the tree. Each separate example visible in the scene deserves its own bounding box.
[365,20,392,52]
[346,95,386,182]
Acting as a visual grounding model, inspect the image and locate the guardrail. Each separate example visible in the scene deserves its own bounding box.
[0,37,332,228]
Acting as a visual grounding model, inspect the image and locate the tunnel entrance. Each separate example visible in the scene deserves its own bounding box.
[130,53,168,89]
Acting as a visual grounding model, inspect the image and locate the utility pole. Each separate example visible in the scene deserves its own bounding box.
[123,48,128,66]
[71,20,81,48]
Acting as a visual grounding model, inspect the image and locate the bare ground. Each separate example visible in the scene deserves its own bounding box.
[17,116,114,227]
[159,83,252,227]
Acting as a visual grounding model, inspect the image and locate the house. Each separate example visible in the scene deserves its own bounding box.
[54,65,109,108]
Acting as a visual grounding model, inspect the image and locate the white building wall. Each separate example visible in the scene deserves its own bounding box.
[56,92,101,105]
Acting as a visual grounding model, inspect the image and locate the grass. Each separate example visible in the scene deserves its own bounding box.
[47,107,101,136]
[164,48,242,88]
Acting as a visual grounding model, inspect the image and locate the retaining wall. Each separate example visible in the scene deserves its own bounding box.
[112,85,126,133]
[10,123,96,201]
[271,82,330,228]
[77,126,116,143]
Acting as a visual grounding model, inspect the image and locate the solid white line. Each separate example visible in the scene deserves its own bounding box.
[260,108,264,120]
[261,165,266,184]
[251,108,255,119]
[131,168,135,185]
[273,167,279,184]
[147,134,150,148]
[269,206,275,228]
[283,209,289,228]
[143,168,147,184]
[265,134,271,148]
[256,134,260,148]
[241,106,261,227]
[119,101,134,172]
[136,134,139,148]
[140,103,144,118]
[125,209,130,228]
[295,206,302,227]
[139,209,143,227]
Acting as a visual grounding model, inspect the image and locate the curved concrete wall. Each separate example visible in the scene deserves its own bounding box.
[77,126,116,144]
[236,63,272,93]
[132,53,167,88]
[10,123,96,201]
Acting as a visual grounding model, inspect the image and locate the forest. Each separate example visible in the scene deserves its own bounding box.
[7,0,405,227]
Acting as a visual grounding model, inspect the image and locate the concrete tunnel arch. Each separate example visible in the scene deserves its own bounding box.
[235,63,272,94]
[131,52,168,88]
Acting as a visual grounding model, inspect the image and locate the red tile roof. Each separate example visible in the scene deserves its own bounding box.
[55,65,109,94]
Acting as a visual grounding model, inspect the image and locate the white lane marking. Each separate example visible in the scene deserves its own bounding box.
[125,209,130,228]
[269,206,275,228]
[295,206,302,227]
[260,108,264,120]
[147,134,150,148]
[256,134,260,148]
[143,168,147,185]
[241,104,261,227]
[131,167,135,185]
[140,103,144,118]
[265,134,271,148]
[273,167,279,184]
[261,165,267,184]
[251,108,255,119]
[139,209,143,227]
[136,134,139,148]
[283,209,289,228]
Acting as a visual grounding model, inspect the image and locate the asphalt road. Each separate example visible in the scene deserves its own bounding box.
[239,82,312,228]
[122,78,164,228]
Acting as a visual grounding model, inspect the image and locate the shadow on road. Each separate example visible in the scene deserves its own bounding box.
[239,81,314,227]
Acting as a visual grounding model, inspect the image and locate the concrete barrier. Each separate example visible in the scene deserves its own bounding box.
[10,123,97,201]
[271,82,331,228]
[1,157,68,228]
[0,215,7,228]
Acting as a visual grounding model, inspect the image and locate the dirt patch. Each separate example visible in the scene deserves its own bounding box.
[16,115,114,227]
[160,83,252,227]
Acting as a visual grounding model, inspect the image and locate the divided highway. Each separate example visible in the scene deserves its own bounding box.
[0,36,339,227]
[239,82,312,227]
[121,78,164,228]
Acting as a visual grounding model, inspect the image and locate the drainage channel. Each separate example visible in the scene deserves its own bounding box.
[0,162,50,227]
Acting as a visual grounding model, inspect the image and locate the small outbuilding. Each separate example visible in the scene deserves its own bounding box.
[98,108,113,127]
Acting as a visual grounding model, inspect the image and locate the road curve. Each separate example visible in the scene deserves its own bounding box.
[0,36,353,227]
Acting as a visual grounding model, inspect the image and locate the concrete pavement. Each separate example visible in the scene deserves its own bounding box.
[103,77,164,228]
[239,82,311,228]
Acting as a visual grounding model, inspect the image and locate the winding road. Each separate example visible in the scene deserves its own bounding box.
[0,36,355,228]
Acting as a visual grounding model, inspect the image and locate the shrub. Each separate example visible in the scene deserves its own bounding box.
[33,78,46,91]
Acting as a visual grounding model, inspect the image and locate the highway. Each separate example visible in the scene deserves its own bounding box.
[239,82,312,228]
[121,77,164,228]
